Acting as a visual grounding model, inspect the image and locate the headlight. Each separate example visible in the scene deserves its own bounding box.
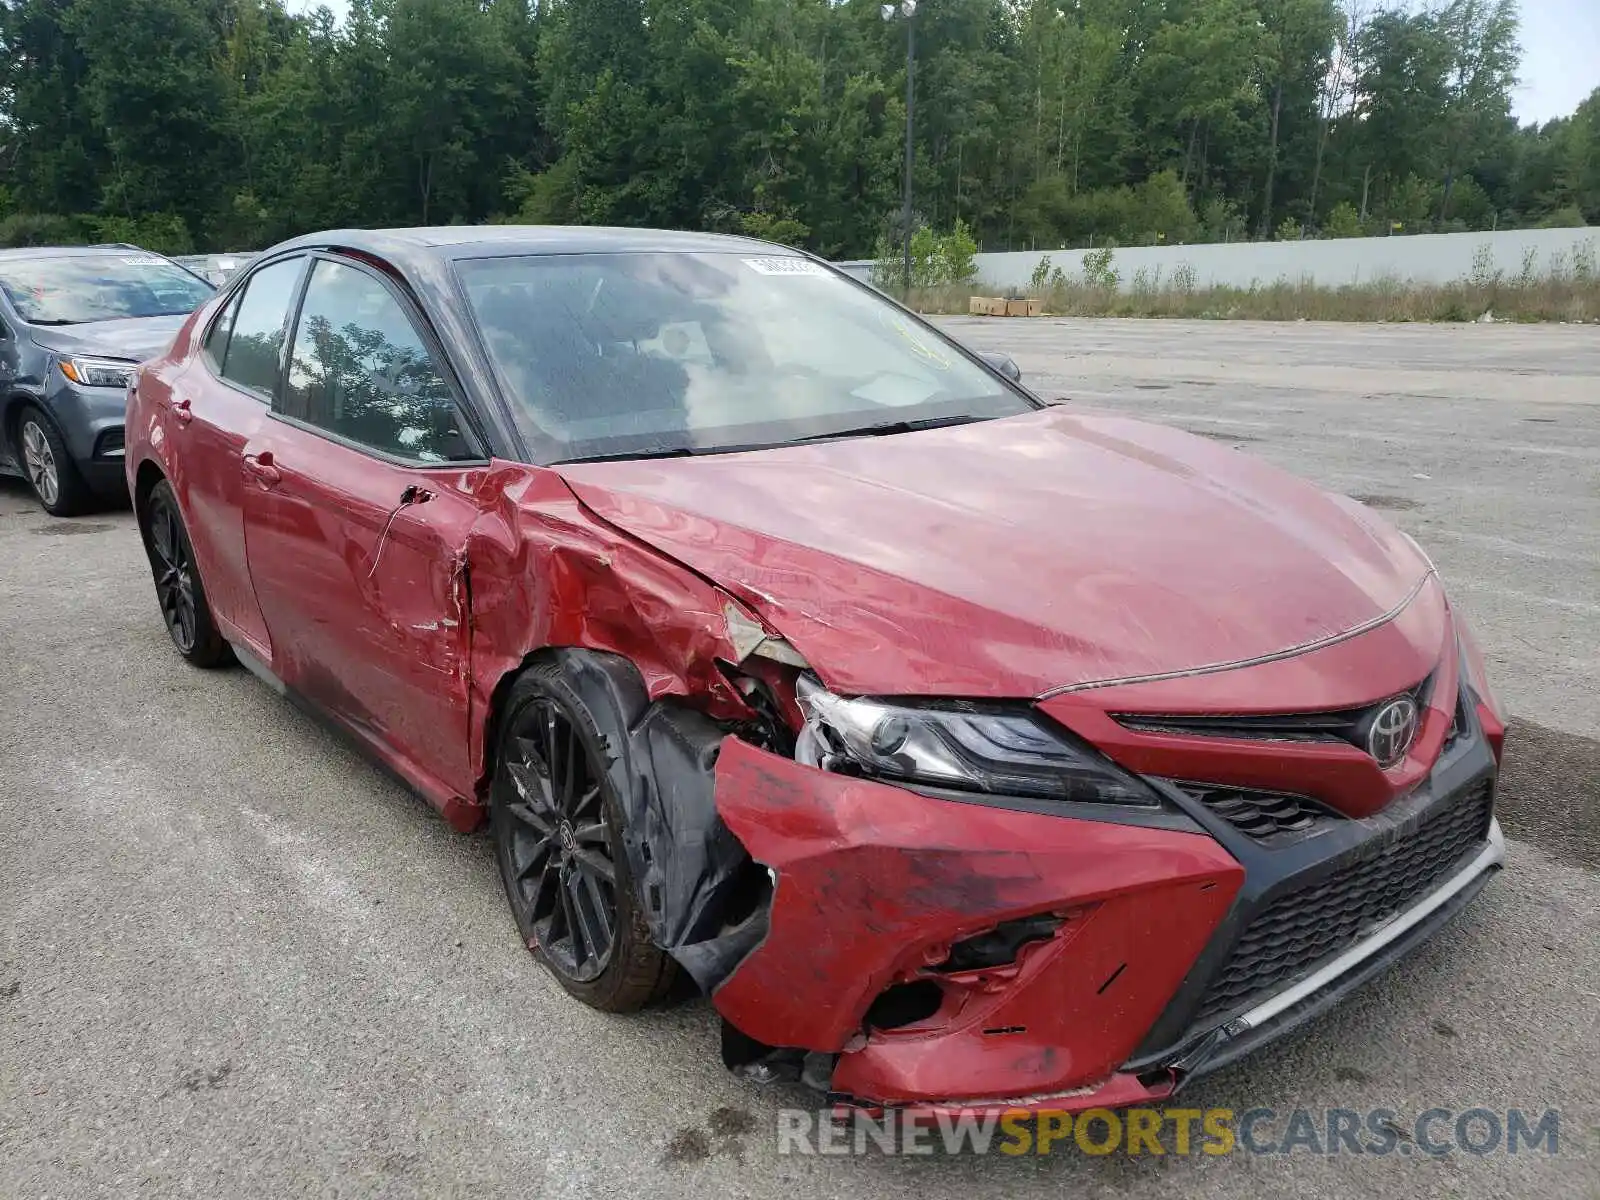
[794,676,1159,806]
[59,356,136,388]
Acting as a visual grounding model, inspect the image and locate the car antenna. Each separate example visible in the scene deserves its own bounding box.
[367,484,435,580]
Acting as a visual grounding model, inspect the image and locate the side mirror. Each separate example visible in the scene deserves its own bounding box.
[980,351,1022,383]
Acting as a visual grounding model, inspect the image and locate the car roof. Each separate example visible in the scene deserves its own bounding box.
[0,245,164,264]
[265,224,797,266]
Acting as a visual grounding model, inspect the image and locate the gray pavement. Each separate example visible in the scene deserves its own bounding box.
[2,319,1597,1198]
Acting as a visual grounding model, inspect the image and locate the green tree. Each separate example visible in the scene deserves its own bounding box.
[0,0,1585,255]
[61,0,229,239]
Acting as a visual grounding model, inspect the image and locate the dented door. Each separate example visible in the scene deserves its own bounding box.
[240,422,480,796]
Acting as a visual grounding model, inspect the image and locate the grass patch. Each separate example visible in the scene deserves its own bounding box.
[905,240,1600,323]
[910,275,1599,322]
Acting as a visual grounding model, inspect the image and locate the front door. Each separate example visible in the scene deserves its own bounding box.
[240,255,488,799]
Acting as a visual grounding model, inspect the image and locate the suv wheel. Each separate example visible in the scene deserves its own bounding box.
[16,405,92,516]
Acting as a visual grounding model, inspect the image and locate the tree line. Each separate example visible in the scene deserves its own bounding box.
[0,0,1596,258]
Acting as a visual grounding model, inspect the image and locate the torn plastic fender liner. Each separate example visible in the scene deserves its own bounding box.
[708,739,1243,1096]
[556,651,766,985]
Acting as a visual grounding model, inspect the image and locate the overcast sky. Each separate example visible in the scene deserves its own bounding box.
[1514,0,1600,124]
[290,0,1600,126]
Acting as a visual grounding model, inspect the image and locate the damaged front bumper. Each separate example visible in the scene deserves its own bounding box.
[703,731,1503,1115]
[707,738,1244,1107]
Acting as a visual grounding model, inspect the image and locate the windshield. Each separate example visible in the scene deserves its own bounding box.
[457,252,1031,461]
[0,254,215,325]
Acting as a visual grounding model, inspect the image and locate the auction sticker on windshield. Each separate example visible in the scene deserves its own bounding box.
[742,257,831,277]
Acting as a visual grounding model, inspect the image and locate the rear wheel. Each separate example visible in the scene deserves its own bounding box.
[142,480,231,667]
[490,664,674,1011]
[16,405,92,517]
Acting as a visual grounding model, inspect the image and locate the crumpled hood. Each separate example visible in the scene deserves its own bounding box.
[26,314,188,362]
[557,408,1433,699]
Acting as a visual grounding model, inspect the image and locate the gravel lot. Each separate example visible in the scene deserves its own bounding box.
[2,319,1596,1198]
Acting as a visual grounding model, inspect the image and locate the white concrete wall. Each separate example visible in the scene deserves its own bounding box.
[836,227,1598,292]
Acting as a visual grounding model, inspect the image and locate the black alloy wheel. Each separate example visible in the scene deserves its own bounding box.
[502,698,620,983]
[149,490,198,654]
[142,480,231,667]
[491,662,674,1011]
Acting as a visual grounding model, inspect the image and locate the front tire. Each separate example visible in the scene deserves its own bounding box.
[490,663,675,1012]
[142,480,231,667]
[16,405,92,517]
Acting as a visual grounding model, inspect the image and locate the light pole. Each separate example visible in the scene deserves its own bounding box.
[882,0,917,301]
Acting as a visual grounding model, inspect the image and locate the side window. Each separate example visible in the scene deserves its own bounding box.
[281,259,478,463]
[201,294,239,372]
[220,257,306,398]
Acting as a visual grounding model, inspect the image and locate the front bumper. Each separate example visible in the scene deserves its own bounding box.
[1152,820,1502,1085]
[45,375,126,486]
[708,708,1502,1114]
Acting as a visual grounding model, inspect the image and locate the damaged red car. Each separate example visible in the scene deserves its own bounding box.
[127,227,1507,1114]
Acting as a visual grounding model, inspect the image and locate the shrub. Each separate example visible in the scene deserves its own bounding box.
[1322,202,1363,239]
[1019,169,1198,248]
[82,212,194,256]
[1199,196,1247,243]
[1030,255,1053,292]
[1081,245,1119,289]
[874,221,982,299]
[1574,239,1597,283]
[735,210,810,247]
[0,212,83,248]
[939,218,978,286]
[1538,206,1588,229]
[1468,244,1502,290]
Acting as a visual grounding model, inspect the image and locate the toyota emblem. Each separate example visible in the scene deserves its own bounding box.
[1366,696,1419,768]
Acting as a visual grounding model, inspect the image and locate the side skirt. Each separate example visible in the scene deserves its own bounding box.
[230,641,486,832]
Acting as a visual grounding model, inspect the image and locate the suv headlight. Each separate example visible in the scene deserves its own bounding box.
[794,676,1159,806]
[59,356,137,388]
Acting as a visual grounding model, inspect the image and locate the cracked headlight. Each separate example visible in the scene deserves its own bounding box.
[794,676,1159,806]
[59,356,137,388]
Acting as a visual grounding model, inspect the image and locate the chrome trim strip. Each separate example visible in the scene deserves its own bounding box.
[1229,817,1504,1034]
[1039,570,1436,699]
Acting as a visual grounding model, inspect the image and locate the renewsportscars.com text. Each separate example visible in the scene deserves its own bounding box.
[777,1107,1562,1157]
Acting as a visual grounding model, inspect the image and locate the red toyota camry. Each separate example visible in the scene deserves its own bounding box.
[126,227,1506,1114]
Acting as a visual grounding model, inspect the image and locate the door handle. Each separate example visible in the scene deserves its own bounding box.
[244,451,281,485]
[169,397,193,424]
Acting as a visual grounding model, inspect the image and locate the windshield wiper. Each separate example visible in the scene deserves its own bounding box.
[551,446,705,465]
[796,413,989,443]
[551,415,992,464]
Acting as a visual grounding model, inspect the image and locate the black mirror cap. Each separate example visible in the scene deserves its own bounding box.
[980,351,1022,383]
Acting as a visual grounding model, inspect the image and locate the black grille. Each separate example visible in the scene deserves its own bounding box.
[1116,676,1434,753]
[1180,784,1334,843]
[1190,779,1494,1027]
[96,427,125,457]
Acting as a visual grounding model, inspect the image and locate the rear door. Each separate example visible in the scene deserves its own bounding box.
[240,255,488,799]
[163,254,308,659]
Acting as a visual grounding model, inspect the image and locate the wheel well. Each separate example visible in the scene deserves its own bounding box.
[4,396,74,459]
[132,460,166,540]
[476,647,572,801]
[3,394,36,450]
